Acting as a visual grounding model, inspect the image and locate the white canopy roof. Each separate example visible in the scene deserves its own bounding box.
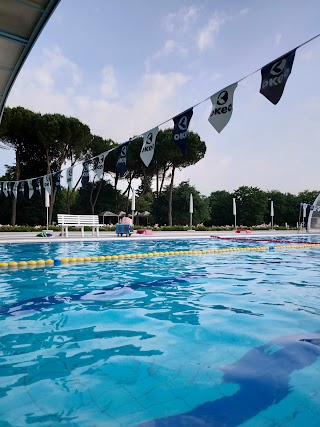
[0,0,60,121]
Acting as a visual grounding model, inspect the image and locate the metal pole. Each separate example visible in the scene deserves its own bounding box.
[233,198,237,230]
[131,188,135,227]
[189,194,193,230]
[45,190,50,231]
[298,203,302,234]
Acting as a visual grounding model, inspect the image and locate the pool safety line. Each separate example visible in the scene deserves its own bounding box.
[211,236,320,245]
[0,243,319,269]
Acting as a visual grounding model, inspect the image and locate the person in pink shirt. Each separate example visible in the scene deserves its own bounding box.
[121,213,133,226]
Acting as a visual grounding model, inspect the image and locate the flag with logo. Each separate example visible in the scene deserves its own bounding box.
[53,171,62,192]
[81,161,90,188]
[12,182,18,198]
[208,83,238,133]
[34,177,42,195]
[43,174,51,195]
[3,182,8,197]
[172,108,193,155]
[7,182,12,197]
[27,179,34,199]
[66,166,73,190]
[140,127,159,167]
[260,49,296,105]
[18,181,25,198]
[94,151,108,179]
[116,142,129,178]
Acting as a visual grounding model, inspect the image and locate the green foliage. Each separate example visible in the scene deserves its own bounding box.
[234,186,268,226]
[72,181,125,216]
[172,181,209,225]
[208,191,234,226]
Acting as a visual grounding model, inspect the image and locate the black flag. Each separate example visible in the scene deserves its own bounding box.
[34,177,42,195]
[7,182,12,197]
[53,171,62,192]
[172,108,193,155]
[18,181,25,198]
[81,161,90,188]
[260,49,296,105]
[116,142,129,178]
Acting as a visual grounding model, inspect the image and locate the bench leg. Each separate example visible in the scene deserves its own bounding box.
[65,226,69,238]
[81,227,84,237]
[96,227,100,237]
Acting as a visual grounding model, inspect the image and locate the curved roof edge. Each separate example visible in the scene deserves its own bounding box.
[0,0,61,122]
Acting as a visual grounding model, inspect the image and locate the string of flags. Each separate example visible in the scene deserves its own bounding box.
[0,32,319,199]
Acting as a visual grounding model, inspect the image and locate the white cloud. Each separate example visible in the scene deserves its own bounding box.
[7,48,190,145]
[198,13,229,51]
[163,6,199,32]
[145,39,188,72]
[239,8,249,15]
[299,49,313,61]
[100,65,118,98]
[275,33,282,46]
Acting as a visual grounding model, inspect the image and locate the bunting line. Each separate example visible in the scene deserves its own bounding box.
[1,32,320,198]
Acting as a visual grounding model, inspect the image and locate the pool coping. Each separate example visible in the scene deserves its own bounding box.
[0,229,314,244]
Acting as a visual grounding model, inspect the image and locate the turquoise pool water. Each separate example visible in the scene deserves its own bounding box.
[0,237,319,426]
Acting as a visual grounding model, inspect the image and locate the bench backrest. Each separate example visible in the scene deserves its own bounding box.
[57,214,100,225]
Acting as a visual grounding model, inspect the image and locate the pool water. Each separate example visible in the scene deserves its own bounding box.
[0,237,319,426]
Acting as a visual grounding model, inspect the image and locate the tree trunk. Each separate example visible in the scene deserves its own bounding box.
[67,175,81,213]
[159,166,168,194]
[10,150,20,226]
[168,166,175,226]
[48,178,56,225]
[90,176,103,215]
[156,167,159,197]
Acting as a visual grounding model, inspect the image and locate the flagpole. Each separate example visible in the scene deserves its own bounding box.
[270,200,274,229]
[45,190,50,231]
[189,194,193,230]
[233,198,237,230]
[131,188,135,228]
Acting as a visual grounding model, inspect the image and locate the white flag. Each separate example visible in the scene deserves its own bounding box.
[140,127,159,167]
[208,83,238,133]
[94,151,108,179]
[3,182,8,197]
[12,182,18,198]
[43,175,51,195]
[189,193,193,214]
[67,166,73,190]
[27,179,34,199]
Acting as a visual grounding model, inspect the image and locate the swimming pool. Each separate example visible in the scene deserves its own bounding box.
[0,237,319,426]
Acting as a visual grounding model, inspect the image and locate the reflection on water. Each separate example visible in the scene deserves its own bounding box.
[0,238,320,426]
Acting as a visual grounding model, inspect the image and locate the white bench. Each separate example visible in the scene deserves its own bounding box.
[57,214,104,237]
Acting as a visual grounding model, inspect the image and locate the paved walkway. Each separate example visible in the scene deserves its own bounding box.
[0,229,311,244]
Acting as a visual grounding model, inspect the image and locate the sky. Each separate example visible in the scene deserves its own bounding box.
[2,0,320,196]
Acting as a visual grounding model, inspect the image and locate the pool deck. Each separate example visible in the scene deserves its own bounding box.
[0,229,313,244]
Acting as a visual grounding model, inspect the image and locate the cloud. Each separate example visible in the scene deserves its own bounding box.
[162,6,199,32]
[299,49,313,61]
[275,33,282,46]
[239,8,249,15]
[100,65,118,98]
[7,48,190,144]
[145,39,188,71]
[198,12,229,51]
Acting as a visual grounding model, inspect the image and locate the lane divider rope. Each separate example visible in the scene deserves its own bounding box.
[0,243,319,269]
[210,235,320,245]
